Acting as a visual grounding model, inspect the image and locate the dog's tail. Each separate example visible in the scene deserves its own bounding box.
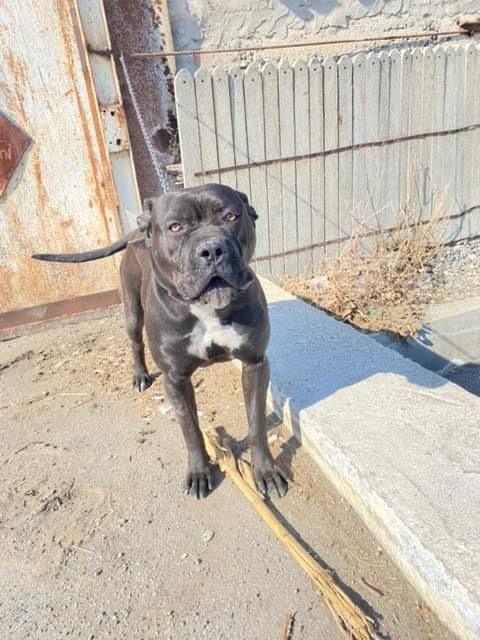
[32,231,140,263]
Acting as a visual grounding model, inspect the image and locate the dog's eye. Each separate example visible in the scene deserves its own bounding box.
[225,212,239,223]
[169,222,183,233]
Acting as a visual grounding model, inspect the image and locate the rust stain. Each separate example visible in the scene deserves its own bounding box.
[116,105,127,130]
[9,209,20,228]
[4,48,29,125]
[6,48,26,86]
[60,219,74,229]
[32,153,49,211]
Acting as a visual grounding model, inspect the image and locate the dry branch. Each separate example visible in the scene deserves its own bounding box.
[204,428,380,640]
[284,204,447,337]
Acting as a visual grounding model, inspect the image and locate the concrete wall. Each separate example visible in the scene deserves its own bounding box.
[168,0,479,69]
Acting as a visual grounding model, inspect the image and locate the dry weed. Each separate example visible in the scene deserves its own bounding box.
[283,206,447,337]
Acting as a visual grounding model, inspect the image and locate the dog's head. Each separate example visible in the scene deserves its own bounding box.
[138,184,258,308]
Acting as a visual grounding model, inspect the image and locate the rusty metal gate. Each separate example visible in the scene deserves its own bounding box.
[0,1,137,337]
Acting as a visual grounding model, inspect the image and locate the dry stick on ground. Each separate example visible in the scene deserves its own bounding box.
[204,428,380,640]
[281,611,296,640]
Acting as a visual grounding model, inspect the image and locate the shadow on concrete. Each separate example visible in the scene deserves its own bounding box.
[264,297,480,506]
[372,325,480,397]
[442,363,480,396]
[268,299,448,416]
[258,298,453,479]
[277,289,480,399]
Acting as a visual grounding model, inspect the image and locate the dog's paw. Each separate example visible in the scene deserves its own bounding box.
[132,371,153,392]
[184,465,215,499]
[252,458,288,499]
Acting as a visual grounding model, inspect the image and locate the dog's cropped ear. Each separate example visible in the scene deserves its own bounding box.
[137,198,154,247]
[237,191,258,226]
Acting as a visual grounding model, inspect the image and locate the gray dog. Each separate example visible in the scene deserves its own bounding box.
[33,184,288,500]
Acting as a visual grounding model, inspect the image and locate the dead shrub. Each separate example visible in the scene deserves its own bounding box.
[283,204,447,337]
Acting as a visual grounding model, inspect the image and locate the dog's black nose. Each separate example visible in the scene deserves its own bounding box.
[197,239,228,266]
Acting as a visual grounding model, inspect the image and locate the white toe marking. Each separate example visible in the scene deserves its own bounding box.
[188,304,244,359]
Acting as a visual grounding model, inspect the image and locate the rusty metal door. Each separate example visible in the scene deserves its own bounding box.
[0,1,124,336]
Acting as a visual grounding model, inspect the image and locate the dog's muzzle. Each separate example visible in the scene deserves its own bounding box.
[176,237,252,307]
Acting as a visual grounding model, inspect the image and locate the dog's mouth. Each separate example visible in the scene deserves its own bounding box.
[193,272,253,307]
[201,275,230,294]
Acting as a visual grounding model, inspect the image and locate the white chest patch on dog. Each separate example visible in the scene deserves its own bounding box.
[188,304,244,360]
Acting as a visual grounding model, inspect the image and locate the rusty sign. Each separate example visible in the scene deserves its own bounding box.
[0,112,31,195]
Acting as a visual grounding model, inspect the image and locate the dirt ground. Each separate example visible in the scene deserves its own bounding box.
[0,310,457,640]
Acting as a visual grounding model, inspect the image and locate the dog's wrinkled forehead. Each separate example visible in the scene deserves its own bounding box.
[152,185,244,225]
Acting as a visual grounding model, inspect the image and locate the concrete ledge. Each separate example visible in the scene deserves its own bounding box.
[261,278,480,640]
[372,296,480,374]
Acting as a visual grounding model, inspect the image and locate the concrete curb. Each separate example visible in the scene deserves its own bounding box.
[372,304,480,373]
[260,278,480,640]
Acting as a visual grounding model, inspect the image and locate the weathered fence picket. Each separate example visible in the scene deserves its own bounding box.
[195,67,219,183]
[378,52,390,224]
[263,62,284,277]
[420,47,435,222]
[338,56,353,242]
[398,49,412,215]
[464,45,478,236]
[212,67,235,188]
[175,42,480,278]
[454,47,466,233]
[463,46,475,226]
[278,61,297,276]
[443,48,458,223]
[244,64,270,275]
[386,49,401,227]
[323,56,339,257]
[407,49,423,210]
[352,54,367,230]
[431,47,446,221]
[229,64,250,198]
[175,69,202,187]
[294,60,312,275]
[308,58,325,267]
[365,52,380,221]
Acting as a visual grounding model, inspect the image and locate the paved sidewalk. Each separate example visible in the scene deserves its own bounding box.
[263,278,480,640]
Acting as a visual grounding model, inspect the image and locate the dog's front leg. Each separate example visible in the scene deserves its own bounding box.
[242,357,288,498]
[164,374,213,499]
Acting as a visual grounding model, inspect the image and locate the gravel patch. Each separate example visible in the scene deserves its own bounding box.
[422,238,480,301]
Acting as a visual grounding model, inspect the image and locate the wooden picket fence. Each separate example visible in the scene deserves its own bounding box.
[174,42,480,277]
